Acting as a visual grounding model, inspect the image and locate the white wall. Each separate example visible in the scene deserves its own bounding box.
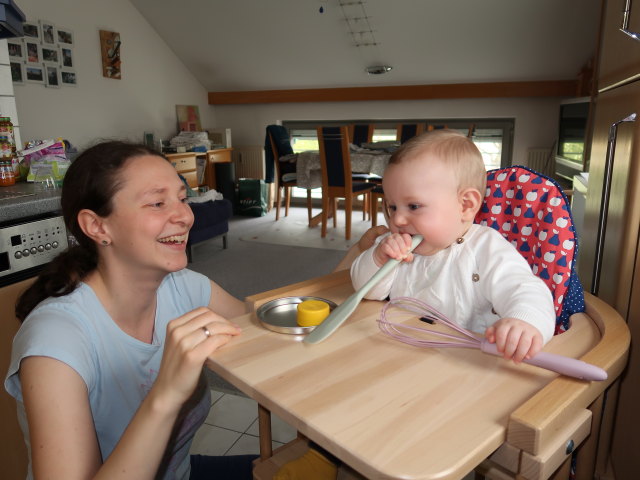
[13,0,214,150]
[213,96,562,165]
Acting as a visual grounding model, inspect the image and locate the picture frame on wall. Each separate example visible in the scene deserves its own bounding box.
[45,64,60,88]
[40,20,57,46]
[42,46,60,65]
[24,40,41,64]
[23,21,41,41]
[61,46,73,68]
[25,65,45,84]
[7,39,23,61]
[56,27,74,46]
[60,68,77,86]
[10,62,25,85]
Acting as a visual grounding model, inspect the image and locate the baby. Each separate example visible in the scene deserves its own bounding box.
[351,130,555,363]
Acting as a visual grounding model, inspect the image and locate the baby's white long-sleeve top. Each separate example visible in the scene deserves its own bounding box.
[350,224,556,343]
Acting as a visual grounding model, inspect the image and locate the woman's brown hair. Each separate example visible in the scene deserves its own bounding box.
[15,141,162,321]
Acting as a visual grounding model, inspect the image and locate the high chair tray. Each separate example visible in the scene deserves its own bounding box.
[207,270,629,480]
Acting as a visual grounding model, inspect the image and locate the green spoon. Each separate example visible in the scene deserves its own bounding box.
[304,234,423,344]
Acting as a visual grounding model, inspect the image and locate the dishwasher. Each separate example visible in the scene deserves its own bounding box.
[0,212,69,479]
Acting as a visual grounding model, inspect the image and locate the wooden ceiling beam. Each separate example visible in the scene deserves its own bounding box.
[208,80,578,105]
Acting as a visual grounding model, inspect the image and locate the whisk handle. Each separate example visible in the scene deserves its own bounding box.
[480,341,608,381]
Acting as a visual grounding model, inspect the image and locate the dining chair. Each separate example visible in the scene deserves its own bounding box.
[347,123,374,147]
[265,125,313,222]
[370,184,385,227]
[317,126,375,240]
[396,123,425,143]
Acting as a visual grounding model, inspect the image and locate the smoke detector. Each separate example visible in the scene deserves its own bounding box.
[365,65,392,75]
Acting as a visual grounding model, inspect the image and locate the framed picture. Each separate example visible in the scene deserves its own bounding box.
[45,64,60,88]
[24,40,41,64]
[61,46,73,68]
[60,68,77,86]
[23,21,41,41]
[40,20,57,46]
[42,46,60,65]
[99,30,121,79]
[7,39,23,60]
[56,27,74,46]
[10,62,25,85]
[25,65,45,84]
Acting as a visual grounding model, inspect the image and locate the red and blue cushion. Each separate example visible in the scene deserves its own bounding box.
[474,166,585,334]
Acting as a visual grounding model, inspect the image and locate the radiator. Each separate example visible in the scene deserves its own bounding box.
[232,145,265,179]
[526,147,554,176]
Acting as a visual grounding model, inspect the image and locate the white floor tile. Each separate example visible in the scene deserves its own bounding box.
[205,393,258,432]
[246,414,297,444]
[190,424,242,456]
[225,433,260,456]
[210,389,224,404]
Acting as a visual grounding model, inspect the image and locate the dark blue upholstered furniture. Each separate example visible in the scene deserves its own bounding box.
[186,199,233,262]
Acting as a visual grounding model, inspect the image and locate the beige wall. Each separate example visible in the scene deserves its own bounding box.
[12,0,214,150]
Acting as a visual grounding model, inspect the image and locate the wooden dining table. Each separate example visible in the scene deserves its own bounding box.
[204,270,621,480]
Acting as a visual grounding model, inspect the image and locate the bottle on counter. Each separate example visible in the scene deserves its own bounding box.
[0,117,16,185]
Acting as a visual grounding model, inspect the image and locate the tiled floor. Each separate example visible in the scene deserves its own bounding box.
[190,388,298,457]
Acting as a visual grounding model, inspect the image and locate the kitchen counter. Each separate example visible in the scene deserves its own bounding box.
[0,183,62,224]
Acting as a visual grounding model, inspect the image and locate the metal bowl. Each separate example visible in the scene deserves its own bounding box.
[256,296,337,335]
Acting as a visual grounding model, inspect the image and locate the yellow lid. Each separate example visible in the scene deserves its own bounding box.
[297,299,330,327]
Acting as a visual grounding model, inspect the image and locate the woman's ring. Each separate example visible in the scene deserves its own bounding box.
[202,326,211,338]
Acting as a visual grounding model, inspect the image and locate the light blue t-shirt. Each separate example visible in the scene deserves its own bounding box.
[5,269,212,480]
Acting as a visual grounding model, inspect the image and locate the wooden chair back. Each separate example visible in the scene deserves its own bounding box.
[348,124,374,147]
[396,123,425,143]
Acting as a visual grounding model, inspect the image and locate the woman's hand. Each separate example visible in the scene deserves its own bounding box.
[485,318,543,363]
[373,232,414,267]
[152,307,241,413]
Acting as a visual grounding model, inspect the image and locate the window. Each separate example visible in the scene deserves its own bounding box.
[283,119,514,199]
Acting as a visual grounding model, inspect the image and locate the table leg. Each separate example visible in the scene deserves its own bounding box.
[258,404,273,460]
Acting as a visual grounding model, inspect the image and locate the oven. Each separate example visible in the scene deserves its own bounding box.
[0,212,68,479]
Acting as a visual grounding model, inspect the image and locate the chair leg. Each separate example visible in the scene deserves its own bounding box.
[284,186,291,218]
[345,197,353,240]
[306,189,313,225]
[222,233,228,249]
[332,198,338,228]
[258,405,273,461]
[371,194,379,227]
[275,185,282,221]
[321,194,329,238]
[187,244,193,263]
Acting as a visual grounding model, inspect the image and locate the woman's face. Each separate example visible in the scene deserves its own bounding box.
[102,154,194,274]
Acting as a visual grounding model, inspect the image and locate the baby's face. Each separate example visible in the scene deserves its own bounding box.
[382,157,470,256]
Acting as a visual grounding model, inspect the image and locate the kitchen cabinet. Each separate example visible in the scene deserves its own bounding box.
[598,0,640,89]
[580,1,640,478]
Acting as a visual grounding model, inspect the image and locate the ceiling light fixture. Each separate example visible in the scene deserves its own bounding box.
[365,65,392,75]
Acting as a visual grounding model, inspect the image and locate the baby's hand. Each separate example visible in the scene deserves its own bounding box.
[373,233,414,267]
[485,318,543,364]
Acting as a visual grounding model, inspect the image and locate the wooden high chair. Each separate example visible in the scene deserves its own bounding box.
[224,166,631,480]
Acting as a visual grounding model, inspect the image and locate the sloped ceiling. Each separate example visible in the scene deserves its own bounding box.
[130,0,601,93]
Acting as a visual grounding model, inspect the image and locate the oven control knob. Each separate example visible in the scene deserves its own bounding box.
[22,249,30,257]
[52,241,59,248]
[45,243,51,250]
[30,247,37,254]
[38,245,45,252]
[14,251,22,259]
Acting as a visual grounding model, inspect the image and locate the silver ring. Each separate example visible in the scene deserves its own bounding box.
[202,326,211,338]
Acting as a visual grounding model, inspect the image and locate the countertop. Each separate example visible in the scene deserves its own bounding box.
[0,182,62,224]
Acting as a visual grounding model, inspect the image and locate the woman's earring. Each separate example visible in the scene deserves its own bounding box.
[101,240,110,246]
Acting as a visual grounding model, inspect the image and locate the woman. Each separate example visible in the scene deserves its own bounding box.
[5,141,256,479]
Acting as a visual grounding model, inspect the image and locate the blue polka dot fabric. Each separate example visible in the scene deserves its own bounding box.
[474,166,585,334]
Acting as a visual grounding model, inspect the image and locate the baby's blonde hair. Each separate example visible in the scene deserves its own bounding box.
[388,129,487,194]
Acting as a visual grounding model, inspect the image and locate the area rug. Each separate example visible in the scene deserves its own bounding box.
[237,207,384,251]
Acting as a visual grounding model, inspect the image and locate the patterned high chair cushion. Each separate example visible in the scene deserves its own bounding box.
[474,166,585,334]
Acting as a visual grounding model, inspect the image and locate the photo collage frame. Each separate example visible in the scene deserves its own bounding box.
[8,20,77,87]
